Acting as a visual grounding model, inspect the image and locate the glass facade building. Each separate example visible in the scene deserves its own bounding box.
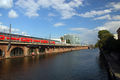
[63,34,80,44]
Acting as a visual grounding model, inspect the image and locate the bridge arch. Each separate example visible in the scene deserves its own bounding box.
[0,49,3,57]
[10,47,24,56]
[39,46,45,53]
[28,48,37,55]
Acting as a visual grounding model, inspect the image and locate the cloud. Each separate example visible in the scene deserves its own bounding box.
[94,15,120,20]
[112,15,120,20]
[0,23,20,33]
[92,2,120,20]
[108,2,120,10]
[15,0,83,19]
[16,0,40,17]
[70,21,120,44]
[0,0,13,9]
[94,14,111,20]
[54,22,65,27]
[8,9,18,18]
[0,22,29,36]
[70,27,91,32]
[96,21,120,33]
[78,9,112,18]
[77,2,120,19]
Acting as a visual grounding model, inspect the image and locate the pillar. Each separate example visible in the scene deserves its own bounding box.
[24,47,29,56]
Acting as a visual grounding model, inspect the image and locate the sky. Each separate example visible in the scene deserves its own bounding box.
[0,0,120,44]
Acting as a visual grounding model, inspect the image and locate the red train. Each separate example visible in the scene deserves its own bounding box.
[0,32,55,44]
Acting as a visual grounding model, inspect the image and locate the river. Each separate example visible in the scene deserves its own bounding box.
[0,49,109,80]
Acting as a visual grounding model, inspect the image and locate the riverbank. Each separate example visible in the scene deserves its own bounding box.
[102,52,120,80]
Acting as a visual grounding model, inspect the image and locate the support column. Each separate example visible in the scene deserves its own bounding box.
[45,48,49,54]
[5,45,12,58]
[24,47,29,56]
[36,48,40,55]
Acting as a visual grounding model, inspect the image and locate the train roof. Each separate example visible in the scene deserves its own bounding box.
[0,32,55,41]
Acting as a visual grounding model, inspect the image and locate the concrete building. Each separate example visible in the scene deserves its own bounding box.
[62,34,80,44]
[117,27,120,39]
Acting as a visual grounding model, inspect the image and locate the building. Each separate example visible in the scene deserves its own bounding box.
[113,34,118,40]
[117,27,120,39]
[51,38,61,44]
[62,34,80,44]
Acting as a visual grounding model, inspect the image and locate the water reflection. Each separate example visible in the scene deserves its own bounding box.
[0,49,109,80]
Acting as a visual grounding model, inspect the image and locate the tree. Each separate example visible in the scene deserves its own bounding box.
[66,39,71,44]
[97,30,115,52]
[60,37,64,41]
[98,30,111,39]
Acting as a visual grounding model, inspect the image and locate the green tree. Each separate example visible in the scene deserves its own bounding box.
[66,39,71,44]
[60,37,64,41]
[98,30,111,39]
[97,30,115,52]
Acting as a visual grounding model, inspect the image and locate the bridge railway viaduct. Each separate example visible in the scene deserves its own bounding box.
[0,32,88,59]
[0,41,88,59]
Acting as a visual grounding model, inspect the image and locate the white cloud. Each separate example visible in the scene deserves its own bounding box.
[94,15,120,20]
[16,0,40,17]
[8,9,18,18]
[54,22,65,27]
[0,23,20,33]
[96,21,120,33]
[78,9,112,18]
[94,14,111,20]
[108,2,120,10]
[77,2,120,19]
[70,27,91,32]
[15,0,83,19]
[70,21,120,44]
[95,27,107,31]
[0,0,13,8]
[0,22,29,36]
[0,13,2,16]
[112,15,120,20]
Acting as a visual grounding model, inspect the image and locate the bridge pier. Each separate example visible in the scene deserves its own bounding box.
[24,47,29,56]
[36,48,40,55]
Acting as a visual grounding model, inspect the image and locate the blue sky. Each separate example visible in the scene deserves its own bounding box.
[0,0,120,44]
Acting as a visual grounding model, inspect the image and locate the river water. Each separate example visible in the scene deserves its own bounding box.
[0,49,109,80]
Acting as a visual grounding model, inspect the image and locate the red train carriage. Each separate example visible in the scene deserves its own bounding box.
[0,32,55,44]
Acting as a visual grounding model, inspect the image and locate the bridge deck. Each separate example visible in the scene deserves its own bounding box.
[0,41,83,47]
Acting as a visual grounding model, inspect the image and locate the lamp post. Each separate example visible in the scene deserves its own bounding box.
[7,24,12,52]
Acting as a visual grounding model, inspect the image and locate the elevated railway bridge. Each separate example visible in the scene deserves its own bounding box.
[0,32,88,59]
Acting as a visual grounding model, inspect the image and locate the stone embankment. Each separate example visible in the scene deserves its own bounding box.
[103,52,120,80]
[45,46,88,54]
